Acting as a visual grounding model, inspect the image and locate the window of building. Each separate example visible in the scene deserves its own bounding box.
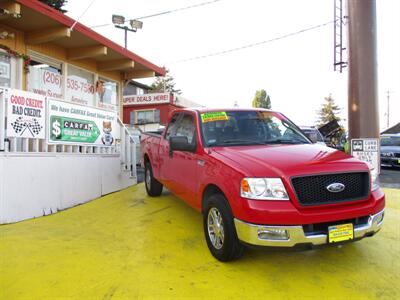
[97,77,118,111]
[131,109,160,124]
[0,50,22,89]
[66,65,95,106]
[0,52,11,88]
[136,87,145,95]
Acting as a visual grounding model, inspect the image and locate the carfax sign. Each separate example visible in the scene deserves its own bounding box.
[351,138,380,173]
[6,89,46,139]
[48,99,118,146]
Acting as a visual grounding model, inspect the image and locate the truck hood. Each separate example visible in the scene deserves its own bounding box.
[210,144,368,178]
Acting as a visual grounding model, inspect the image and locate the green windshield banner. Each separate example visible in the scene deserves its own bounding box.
[201,112,228,123]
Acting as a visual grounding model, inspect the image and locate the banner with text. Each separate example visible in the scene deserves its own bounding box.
[6,89,46,139]
[48,99,119,146]
[123,93,171,106]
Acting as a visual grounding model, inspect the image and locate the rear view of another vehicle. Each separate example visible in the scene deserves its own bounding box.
[380,134,400,168]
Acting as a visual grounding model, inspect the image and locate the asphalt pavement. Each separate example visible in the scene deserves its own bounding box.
[380,167,400,189]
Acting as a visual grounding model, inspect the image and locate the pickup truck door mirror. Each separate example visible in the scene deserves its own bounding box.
[169,136,196,154]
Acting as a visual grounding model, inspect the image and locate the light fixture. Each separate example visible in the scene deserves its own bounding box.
[112,14,143,49]
[112,14,125,25]
[130,20,143,30]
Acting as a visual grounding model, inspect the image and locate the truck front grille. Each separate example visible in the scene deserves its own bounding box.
[291,172,370,206]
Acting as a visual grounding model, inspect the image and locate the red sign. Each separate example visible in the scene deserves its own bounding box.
[123,93,171,106]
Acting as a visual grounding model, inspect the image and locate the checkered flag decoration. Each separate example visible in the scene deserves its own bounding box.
[11,117,43,137]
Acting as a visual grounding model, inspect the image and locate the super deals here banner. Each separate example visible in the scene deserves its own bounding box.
[7,89,46,139]
[48,99,119,146]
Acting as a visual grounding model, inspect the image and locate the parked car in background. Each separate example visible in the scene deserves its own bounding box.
[380,134,400,168]
[299,126,327,146]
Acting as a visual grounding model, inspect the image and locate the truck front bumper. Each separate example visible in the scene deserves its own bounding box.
[234,209,384,247]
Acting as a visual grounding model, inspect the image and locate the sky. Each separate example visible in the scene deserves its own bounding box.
[66,0,400,131]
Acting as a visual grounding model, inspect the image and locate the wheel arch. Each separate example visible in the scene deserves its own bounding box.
[202,184,231,213]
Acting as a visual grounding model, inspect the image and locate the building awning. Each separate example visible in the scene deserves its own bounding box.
[0,0,165,78]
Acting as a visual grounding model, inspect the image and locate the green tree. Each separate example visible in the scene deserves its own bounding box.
[150,69,181,94]
[317,94,342,125]
[252,89,271,109]
[316,94,345,145]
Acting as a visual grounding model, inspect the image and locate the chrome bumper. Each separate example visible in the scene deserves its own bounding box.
[234,209,385,247]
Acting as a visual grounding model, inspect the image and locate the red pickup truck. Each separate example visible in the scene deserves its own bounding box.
[141,108,385,261]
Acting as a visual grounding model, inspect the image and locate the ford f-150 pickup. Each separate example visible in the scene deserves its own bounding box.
[141,108,385,261]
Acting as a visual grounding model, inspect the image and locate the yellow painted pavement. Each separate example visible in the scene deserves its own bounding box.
[0,185,399,300]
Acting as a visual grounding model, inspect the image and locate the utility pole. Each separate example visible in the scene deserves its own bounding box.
[386,90,392,128]
[347,0,379,140]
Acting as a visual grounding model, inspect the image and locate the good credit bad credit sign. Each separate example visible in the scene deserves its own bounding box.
[7,89,45,139]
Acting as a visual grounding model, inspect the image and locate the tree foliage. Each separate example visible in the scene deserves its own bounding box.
[150,69,181,94]
[39,0,68,13]
[252,89,271,109]
[316,94,342,125]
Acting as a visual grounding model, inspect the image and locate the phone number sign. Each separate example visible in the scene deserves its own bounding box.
[351,138,380,173]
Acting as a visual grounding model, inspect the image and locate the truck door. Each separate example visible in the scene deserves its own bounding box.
[159,112,200,207]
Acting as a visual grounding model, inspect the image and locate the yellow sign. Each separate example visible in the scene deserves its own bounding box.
[328,223,354,243]
[201,112,228,123]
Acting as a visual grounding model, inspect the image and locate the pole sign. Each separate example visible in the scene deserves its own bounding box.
[48,99,118,146]
[351,138,380,173]
[6,89,46,139]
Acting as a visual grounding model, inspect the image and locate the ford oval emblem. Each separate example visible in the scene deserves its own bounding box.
[326,183,345,193]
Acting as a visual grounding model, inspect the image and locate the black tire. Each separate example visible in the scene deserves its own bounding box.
[144,161,163,197]
[203,194,244,261]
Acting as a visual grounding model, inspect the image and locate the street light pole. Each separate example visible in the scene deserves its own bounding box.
[112,15,143,49]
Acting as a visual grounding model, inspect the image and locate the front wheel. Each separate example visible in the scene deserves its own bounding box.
[203,194,244,261]
[144,161,163,197]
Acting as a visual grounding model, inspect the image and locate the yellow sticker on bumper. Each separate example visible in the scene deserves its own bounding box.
[201,112,228,123]
[328,223,354,243]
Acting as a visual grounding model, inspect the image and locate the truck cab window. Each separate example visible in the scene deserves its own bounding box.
[165,113,181,140]
[175,114,196,144]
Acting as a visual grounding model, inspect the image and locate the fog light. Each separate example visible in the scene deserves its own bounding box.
[373,211,384,225]
[258,228,289,240]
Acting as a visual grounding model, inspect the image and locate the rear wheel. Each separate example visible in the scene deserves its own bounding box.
[203,194,244,261]
[144,161,163,197]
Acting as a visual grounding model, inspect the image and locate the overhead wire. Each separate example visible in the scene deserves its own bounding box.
[90,0,223,28]
[168,20,336,64]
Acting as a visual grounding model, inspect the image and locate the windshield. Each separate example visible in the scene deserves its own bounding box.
[200,111,310,147]
[381,136,400,147]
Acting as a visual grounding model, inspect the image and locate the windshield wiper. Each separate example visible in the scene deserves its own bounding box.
[264,139,308,145]
[219,139,268,146]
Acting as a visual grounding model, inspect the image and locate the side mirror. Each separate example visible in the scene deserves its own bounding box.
[169,136,196,154]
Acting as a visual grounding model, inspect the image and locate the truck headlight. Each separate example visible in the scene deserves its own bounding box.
[241,178,289,200]
[369,166,380,191]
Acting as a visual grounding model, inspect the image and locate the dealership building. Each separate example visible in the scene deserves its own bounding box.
[123,85,202,131]
[0,0,164,223]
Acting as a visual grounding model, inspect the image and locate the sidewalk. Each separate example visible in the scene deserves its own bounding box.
[1,185,399,300]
